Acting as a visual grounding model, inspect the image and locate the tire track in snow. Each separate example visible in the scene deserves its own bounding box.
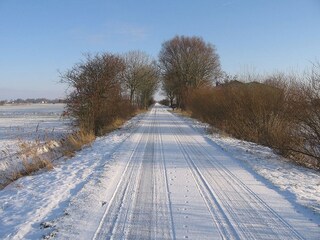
[171,118,239,240]
[93,108,173,240]
[157,109,176,240]
[170,112,305,240]
[126,110,156,239]
[188,136,304,239]
[90,106,315,240]
[92,115,151,239]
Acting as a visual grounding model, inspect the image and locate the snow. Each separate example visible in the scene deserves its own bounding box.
[0,112,144,239]
[0,104,319,239]
[0,103,69,154]
[0,104,70,185]
[181,115,320,216]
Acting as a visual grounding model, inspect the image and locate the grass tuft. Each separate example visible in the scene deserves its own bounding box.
[62,130,95,157]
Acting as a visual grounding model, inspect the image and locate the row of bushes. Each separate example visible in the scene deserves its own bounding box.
[61,53,152,136]
[1,52,158,188]
[188,69,320,169]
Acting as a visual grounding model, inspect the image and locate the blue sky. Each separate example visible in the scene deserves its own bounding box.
[0,0,319,100]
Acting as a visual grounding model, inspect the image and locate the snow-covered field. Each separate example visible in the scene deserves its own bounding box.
[0,104,70,185]
[0,103,69,152]
[0,104,319,239]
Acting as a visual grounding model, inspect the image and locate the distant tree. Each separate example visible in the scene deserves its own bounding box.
[135,63,159,109]
[122,51,159,108]
[61,53,133,135]
[159,35,222,109]
[161,72,178,108]
[159,98,169,106]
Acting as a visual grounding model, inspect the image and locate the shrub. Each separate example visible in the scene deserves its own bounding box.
[61,53,135,135]
[188,74,320,169]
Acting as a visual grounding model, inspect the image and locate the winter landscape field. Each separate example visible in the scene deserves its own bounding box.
[0,104,319,239]
[1,1,319,239]
[0,104,70,186]
[0,103,68,147]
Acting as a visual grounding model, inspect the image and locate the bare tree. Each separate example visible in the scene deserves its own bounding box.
[161,73,177,108]
[135,63,159,109]
[159,35,222,109]
[289,63,320,166]
[122,51,158,106]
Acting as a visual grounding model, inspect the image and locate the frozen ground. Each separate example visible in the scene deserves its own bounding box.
[0,104,319,239]
[0,104,70,184]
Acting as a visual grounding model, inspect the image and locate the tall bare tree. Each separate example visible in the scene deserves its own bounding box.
[159,35,221,108]
[135,63,159,109]
[122,51,158,106]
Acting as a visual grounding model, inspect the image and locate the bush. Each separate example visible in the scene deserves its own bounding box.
[188,75,320,169]
[189,81,288,143]
[61,53,135,135]
[282,69,320,168]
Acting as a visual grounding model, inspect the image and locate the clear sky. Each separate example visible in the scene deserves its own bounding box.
[0,0,319,100]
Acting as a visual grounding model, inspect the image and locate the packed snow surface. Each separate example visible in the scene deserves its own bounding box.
[0,104,319,239]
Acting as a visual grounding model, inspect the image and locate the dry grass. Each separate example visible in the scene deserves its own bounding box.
[19,140,54,173]
[1,140,56,187]
[62,130,95,157]
[98,118,125,135]
[135,108,148,115]
[97,108,147,136]
[0,130,95,189]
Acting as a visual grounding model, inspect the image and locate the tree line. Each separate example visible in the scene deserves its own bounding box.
[61,52,158,135]
[62,35,319,169]
[61,36,221,135]
[0,98,65,105]
[158,36,319,169]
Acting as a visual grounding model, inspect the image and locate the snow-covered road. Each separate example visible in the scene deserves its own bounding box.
[1,105,319,239]
[90,105,319,240]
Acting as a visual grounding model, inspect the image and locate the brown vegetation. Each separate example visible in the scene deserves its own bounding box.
[2,139,57,187]
[61,52,158,135]
[61,53,134,135]
[61,130,96,157]
[157,36,319,169]
[188,67,320,169]
[1,50,157,188]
